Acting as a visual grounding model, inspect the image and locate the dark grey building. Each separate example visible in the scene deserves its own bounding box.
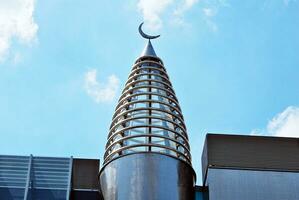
[202,134,299,200]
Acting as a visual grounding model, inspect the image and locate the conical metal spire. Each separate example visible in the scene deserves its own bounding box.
[102,24,192,166]
[99,23,195,200]
[141,40,157,57]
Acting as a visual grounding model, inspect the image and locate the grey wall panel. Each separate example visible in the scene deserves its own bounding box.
[207,168,299,200]
[72,158,100,190]
[201,139,208,184]
[202,134,299,183]
[195,186,208,200]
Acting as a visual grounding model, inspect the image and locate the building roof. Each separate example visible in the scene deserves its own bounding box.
[201,133,299,185]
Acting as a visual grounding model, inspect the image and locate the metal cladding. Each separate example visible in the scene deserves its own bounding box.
[202,134,299,185]
[140,40,157,57]
[100,24,195,200]
[100,153,195,200]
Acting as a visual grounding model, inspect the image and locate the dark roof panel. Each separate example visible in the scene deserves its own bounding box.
[201,134,299,184]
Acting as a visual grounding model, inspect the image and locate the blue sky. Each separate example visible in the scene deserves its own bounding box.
[0,0,299,184]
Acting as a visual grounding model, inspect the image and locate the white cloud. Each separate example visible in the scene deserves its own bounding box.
[202,7,218,32]
[137,0,173,31]
[172,0,199,26]
[174,0,199,16]
[137,0,198,31]
[84,69,120,103]
[0,0,38,62]
[251,106,299,137]
[267,106,299,137]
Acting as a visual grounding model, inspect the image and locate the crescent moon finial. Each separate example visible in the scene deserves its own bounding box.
[138,22,160,40]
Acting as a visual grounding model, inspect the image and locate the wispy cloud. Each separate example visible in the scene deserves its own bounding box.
[173,0,199,25]
[137,0,173,31]
[200,0,230,32]
[251,106,299,137]
[0,0,38,62]
[137,0,199,31]
[202,7,218,32]
[203,8,217,17]
[84,69,120,103]
[283,0,297,6]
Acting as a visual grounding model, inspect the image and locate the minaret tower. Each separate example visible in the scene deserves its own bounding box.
[99,23,196,200]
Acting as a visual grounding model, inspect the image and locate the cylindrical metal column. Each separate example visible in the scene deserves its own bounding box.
[100,153,195,200]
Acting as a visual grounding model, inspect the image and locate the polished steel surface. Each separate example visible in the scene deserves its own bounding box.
[100,153,195,200]
[140,40,157,57]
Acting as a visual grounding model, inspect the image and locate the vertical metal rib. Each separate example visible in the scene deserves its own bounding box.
[66,156,73,200]
[103,55,192,166]
[23,155,32,200]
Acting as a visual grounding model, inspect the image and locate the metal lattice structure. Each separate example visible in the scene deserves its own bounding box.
[103,46,192,166]
[99,24,196,200]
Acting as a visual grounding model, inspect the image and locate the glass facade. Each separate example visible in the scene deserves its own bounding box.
[0,155,72,200]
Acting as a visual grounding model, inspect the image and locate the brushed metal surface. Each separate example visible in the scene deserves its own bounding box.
[99,153,195,200]
[207,168,299,200]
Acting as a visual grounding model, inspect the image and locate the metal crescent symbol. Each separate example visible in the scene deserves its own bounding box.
[138,22,160,40]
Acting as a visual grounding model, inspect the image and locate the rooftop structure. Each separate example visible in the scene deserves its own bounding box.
[201,134,299,200]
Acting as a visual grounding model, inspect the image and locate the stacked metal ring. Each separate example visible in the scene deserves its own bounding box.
[103,55,192,166]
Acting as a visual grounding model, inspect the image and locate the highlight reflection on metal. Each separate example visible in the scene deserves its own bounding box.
[138,22,160,40]
[103,35,191,167]
[100,153,195,200]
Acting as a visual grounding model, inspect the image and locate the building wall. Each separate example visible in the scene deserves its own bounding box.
[207,168,299,200]
[195,186,209,200]
[0,155,102,200]
[202,134,299,184]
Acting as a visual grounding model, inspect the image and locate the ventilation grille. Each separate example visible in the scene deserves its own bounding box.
[0,155,29,188]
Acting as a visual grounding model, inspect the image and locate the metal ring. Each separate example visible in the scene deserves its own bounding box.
[109,113,186,133]
[121,79,176,98]
[112,99,183,120]
[135,55,164,65]
[115,91,181,113]
[110,107,186,135]
[104,143,191,164]
[105,134,191,158]
[107,124,189,147]
[132,59,165,71]
[125,73,172,88]
[129,66,169,80]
